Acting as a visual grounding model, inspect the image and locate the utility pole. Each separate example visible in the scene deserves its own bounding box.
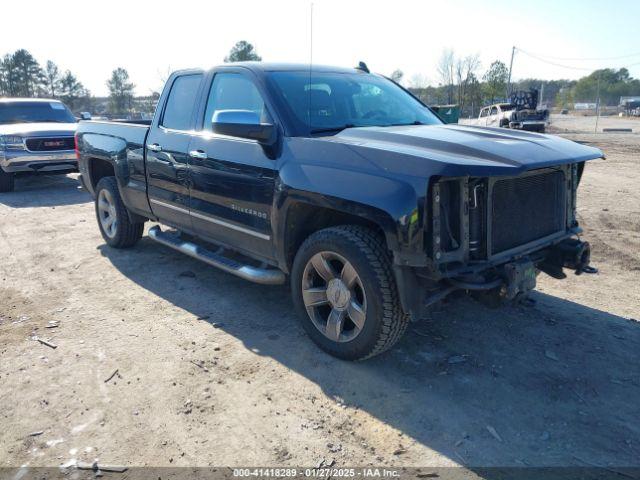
[594,71,601,133]
[506,46,515,100]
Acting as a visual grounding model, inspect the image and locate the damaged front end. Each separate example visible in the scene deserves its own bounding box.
[398,162,597,319]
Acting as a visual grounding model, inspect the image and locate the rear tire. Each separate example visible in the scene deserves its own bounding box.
[95,176,144,248]
[291,225,409,360]
[0,170,14,193]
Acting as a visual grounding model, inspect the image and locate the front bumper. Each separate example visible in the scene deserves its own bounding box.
[395,163,596,319]
[509,120,546,130]
[396,236,594,320]
[0,150,77,173]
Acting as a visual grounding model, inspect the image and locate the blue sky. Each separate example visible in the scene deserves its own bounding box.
[2,0,639,96]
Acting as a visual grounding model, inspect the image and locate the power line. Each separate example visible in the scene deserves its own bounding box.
[515,48,640,72]
[514,49,640,62]
[516,48,595,71]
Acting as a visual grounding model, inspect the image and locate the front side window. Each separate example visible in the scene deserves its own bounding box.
[267,71,442,135]
[203,73,269,131]
[161,74,202,130]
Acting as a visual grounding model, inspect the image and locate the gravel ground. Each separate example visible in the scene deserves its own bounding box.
[548,113,640,134]
[0,133,638,473]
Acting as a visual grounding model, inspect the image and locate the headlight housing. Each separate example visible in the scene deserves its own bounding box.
[0,135,25,150]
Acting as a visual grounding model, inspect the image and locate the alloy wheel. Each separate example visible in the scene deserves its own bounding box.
[97,188,118,239]
[301,251,367,343]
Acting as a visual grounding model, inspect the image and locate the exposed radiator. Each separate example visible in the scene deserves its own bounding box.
[491,170,566,254]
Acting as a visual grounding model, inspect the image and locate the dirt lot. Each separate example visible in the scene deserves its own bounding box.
[548,113,640,134]
[0,132,638,473]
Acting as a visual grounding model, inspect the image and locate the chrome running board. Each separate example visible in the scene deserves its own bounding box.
[148,225,285,285]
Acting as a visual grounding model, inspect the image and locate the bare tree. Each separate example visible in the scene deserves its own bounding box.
[409,73,429,89]
[156,65,172,93]
[437,49,455,104]
[455,54,481,113]
[390,69,404,84]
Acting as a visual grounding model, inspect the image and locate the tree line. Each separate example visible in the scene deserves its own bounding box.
[2,44,638,118]
[0,43,259,116]
[0,49,138,116]
[0,49,91,111]
[403,49,640,117]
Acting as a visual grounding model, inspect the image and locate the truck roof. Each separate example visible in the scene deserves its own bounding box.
[171,62,368,78]
[218,62,362,74]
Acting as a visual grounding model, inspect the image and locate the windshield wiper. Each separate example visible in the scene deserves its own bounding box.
[310,124,356,135]
[389,120,426,126]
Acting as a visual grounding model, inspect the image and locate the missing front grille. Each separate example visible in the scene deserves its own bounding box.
[491,170,566,254]
[438,180,461,252]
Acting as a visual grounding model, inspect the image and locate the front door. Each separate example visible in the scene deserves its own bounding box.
[146,73,203,230]
[187,71,277,261]
[486,105,499,127]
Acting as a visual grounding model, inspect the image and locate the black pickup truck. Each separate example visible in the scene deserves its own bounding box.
[76,62,603,360]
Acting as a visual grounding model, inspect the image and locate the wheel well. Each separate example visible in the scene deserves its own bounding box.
[87,158,115,188]
[284,203,387,270]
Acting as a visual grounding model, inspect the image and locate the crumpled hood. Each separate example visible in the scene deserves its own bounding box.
[0,122,77,137]
[323,124,603,177]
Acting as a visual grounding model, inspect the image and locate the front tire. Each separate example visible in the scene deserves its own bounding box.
[0,170,14,193]
[291,226,409,360]
[95,176,144,248]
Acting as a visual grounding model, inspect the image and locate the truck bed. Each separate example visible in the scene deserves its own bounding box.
[79,120,150,146]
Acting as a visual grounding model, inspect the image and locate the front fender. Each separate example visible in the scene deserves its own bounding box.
[276,161,430,267]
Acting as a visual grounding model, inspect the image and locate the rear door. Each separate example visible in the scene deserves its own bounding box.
[486,105,499,127]
[145,72,203,230]
[187,70,277,261]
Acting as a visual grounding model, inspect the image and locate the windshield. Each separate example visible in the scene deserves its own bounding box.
[0,101,76,125]
[267,71,442,135]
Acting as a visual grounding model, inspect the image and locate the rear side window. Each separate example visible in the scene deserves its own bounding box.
[161,74,202,130]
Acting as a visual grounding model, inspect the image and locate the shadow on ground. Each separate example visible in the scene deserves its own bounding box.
[99,237,640,470]
[0,174,90,208]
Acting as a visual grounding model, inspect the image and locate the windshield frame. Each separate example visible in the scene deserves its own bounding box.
[0,101,76,125]
[264,70,443,137]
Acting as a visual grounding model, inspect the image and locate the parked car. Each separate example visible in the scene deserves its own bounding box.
[461,102,547,132]
[0,98,79,192]
[76,63,603,360]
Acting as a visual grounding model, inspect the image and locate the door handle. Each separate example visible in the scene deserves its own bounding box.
[189,150,207,159]
[147,143,162,152]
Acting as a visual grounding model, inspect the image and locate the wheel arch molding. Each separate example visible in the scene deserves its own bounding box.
[273,185,428,273]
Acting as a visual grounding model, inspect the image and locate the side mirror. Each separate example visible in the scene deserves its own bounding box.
[212,110,275,145]
[80,112,92,121]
